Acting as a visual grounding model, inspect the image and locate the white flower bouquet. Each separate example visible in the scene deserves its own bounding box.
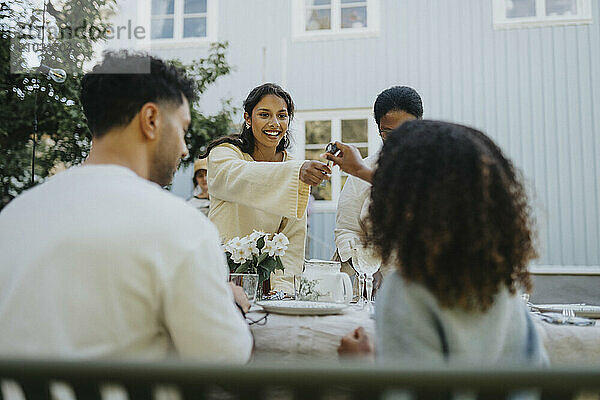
[224,231,289,284]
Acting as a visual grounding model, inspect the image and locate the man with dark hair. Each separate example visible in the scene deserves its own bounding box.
[0,51,252,362]
[334,86,423,287]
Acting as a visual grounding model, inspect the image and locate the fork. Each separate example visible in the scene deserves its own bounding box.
[562,308,575,323]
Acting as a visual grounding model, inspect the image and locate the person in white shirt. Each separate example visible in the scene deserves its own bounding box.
[0,51,252,363]
[334,86,423,286]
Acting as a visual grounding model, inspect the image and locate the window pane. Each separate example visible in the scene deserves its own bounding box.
[341,0,366,3]
[545,0,577,16]
[151,18,173,39]
[185,0,207,14]
[184,17,206,37]
[357,146,368,158]
[341,119,367,142]
[306,8,331,30]
[505,0,536,18]
[152,0,174,16]
[311,181,332,200]
[305,149,325,160]
[341,6,367,28]
[306,121,331,145]
[308,0,331,5]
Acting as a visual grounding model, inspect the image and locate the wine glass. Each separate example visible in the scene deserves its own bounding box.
[229,273,259,304]
[350,240,366,309]
[352,244,380,312]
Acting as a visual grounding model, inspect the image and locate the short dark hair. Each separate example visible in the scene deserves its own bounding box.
[373,86,423,127]
[80,50,197,138]
[366,120,535,312]
[202,83,294,157]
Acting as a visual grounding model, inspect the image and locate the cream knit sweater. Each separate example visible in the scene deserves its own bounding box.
[207,143,310,293]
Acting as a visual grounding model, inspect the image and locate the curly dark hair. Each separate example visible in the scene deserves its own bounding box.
[81,50,197,138]
[201,83,294,158]
[365,120,536,312]
[373,86,423,127]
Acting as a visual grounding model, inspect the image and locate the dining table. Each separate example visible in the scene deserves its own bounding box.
[247,304,600,364]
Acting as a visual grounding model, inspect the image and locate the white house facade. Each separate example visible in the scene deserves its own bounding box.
[108,0,600,271]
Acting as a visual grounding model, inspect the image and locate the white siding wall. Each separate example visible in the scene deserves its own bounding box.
[138,0,600,267]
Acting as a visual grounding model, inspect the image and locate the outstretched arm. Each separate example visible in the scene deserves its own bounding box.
[208,144,328,219]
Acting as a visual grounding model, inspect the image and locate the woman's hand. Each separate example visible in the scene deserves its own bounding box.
[338,327,375,359]
[323,142,373,183]
[300,160,332,186]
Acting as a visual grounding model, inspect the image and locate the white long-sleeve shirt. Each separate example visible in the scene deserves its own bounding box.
[0,165,252,362]
[334,153,378,263]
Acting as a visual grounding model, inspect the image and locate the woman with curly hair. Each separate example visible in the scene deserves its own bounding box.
[202,83,331,293]
[336,120,547,365]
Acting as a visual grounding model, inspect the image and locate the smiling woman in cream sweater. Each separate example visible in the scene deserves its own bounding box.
[202,83,331,293]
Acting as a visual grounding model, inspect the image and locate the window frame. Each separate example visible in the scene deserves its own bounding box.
[143,0,217,48]
[492,0,593,29]
[292,0,380,41]
[293,108,380,212]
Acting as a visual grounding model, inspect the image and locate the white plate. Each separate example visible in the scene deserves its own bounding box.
[533,312,596,326]
[256,300,348,315]
[531,304,600,318]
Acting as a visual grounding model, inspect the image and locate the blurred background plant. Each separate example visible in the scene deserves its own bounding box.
[0,0,236,210]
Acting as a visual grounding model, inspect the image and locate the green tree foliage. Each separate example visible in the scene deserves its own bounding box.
[0,0,236,210]
[170,42,238,166]
[0,0,102,207]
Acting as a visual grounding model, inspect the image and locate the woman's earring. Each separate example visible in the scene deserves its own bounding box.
[245,122,251,129]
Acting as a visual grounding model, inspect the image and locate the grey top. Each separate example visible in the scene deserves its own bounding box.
[376,271,548,366]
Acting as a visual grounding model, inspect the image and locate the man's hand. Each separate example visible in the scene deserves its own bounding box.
[323,142,373,183]
[338,327,375,359]
[300,160,332,186]
[228,282,250,315]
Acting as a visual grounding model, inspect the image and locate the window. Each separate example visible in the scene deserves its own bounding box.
[150,0,216,43]
[294,110,379,210]
[292,0,380,40]
[493,0,592,28]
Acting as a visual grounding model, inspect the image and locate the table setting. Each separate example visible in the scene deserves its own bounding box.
[523,293,600,326]
[523,299,600,364]
[528,302,600,322]
[228,240,381,361]
[226,234,600,365]
[248,294,600,364]
[246,298,600,364]
[226,233,378,316]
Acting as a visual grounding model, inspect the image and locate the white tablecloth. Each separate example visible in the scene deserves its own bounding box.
[536,319,600,364]
[249,306,375,361]
[248,306,600,364]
